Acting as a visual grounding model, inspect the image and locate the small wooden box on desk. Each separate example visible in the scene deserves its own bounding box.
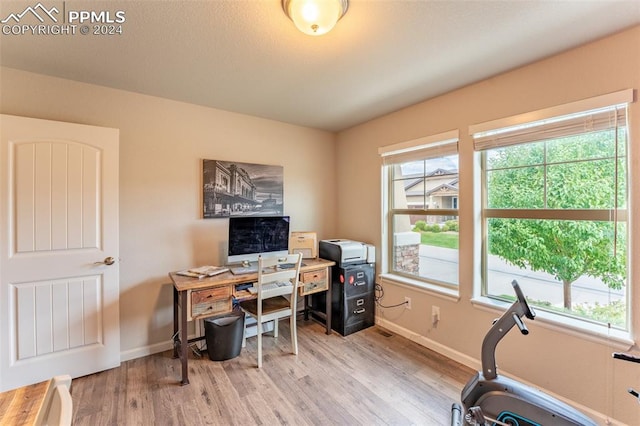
[169,257,335,385]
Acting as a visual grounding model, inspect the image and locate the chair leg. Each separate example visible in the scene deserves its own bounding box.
[290,315,298,355]
[257,321,263,368]
[242,325,247,348]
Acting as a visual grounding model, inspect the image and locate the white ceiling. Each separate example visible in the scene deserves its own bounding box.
[1,1,639,132]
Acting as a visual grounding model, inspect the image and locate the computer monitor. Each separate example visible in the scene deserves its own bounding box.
[227,216,290,264]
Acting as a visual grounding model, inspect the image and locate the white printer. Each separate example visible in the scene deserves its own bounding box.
[319,239,375,267]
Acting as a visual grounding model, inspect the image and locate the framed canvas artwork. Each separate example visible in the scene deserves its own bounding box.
[202,159,283,218]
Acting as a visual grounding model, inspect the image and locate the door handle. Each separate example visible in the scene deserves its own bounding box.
[94,256,116,266]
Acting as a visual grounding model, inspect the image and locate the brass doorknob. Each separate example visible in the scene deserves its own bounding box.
[94,256,116,266]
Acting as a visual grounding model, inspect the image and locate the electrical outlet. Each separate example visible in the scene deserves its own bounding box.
[432,306,440,323]
[404,296,411,310]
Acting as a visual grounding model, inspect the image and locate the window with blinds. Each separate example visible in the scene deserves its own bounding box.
[379,130,460,289]
[472,90,632,330]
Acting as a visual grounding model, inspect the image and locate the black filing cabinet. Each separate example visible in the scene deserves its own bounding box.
[313,263,374,336]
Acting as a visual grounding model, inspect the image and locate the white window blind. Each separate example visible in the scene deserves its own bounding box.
[379,130,459,165]
[470,89,633,151]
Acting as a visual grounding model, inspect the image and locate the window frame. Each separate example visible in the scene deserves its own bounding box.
[379,130,460,293]
[472,90,633,333]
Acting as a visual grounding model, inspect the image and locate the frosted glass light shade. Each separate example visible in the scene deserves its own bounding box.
[282,0,348,36]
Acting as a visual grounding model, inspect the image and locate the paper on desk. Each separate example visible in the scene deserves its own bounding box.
[177,266,229,279]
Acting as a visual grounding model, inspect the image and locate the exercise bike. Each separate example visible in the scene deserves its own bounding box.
[451,280,597,426]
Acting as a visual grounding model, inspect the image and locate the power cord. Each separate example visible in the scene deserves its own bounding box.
[375,283,409,309]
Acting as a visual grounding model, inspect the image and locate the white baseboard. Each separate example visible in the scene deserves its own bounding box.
[374,316,621,426]
[375,316,480,370]
[120,340,174,362]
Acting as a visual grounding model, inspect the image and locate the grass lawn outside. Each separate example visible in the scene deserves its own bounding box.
[420,231,459,249]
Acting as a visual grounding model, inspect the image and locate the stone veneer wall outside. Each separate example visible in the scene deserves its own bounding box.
[393,231,421,274]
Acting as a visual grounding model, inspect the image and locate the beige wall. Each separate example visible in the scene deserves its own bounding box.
[0,67,337,357]
[336,26,640,424]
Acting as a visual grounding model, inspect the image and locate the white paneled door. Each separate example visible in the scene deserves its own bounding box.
[0,115,120,391]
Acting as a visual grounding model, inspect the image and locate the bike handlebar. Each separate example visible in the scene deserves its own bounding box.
[511,280,535,320]
[613,352,640,363]
[513,313,529,335]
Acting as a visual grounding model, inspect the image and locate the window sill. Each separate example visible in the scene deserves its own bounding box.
[378,273,460,302]
[471,296,634,349]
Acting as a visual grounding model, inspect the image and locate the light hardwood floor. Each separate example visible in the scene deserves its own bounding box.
[71,320,473,425]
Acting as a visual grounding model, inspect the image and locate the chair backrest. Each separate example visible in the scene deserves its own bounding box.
[256,253,302,308]
[34,375,72,426]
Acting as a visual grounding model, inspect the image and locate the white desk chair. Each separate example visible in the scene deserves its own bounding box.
[34,375,73,426]
[239,253,302,368]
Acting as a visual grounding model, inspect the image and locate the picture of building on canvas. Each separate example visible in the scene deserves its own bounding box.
[202,159,283,218]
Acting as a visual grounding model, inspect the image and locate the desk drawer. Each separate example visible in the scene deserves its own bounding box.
[299,269,328,296]
[191,287,232,318]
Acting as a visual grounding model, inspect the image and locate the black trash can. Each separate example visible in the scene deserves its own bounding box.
[204,310,245,361]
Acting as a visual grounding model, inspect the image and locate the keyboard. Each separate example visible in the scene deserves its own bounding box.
[230,265,258,275]
[277,262,307,269]
[278,263,295,269]
[230,262,307,275]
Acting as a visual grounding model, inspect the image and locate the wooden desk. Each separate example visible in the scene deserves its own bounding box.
[0,379,49,425]
[170,258,335,385]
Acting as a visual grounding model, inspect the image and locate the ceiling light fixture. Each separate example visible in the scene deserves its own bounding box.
[282,0,348,36]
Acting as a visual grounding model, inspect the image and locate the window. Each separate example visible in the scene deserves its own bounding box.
[472,90,632,330]
[379,130,459,289]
